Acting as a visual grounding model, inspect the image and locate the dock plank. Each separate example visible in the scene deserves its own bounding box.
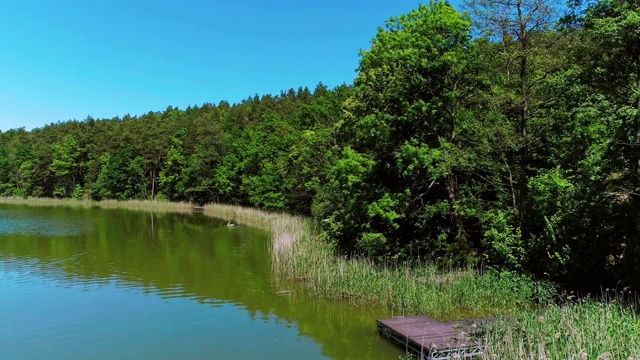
[376,315,485,359]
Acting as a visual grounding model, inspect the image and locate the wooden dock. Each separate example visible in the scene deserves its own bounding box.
[376,315,485,359]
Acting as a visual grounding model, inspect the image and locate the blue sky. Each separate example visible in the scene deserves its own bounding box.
[0,0,463,131]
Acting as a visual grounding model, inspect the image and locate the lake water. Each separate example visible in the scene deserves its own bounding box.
[0,204,402,359]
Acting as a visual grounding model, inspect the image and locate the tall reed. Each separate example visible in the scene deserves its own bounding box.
[0,197,194,213]
[483,297,640,359]
[265,215,554,320]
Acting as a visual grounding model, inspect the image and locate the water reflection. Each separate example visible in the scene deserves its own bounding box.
[0,204,400,359]
[0,208,93,237]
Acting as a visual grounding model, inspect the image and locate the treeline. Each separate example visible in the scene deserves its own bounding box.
[2,0,640,289]
[0,84,350,213]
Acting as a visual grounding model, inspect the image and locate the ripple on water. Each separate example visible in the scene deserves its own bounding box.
[0,218,92,237]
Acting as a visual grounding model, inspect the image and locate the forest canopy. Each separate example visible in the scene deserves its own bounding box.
[2,0,640,290]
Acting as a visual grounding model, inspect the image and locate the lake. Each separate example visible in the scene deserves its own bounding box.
[0,203,402,359]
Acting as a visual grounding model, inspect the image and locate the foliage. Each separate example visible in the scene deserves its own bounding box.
[93,147,149,200]
[2,0,640,289]
[50,134,83,197]
[315,1,475,262]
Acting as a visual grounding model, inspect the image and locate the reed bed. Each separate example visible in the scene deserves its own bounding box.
[483,298,640,359]
[200,203,309,266]
[0,197,96,208]
[270,220,555,320]
[0,197,194,213]
[201,203,304,230]
[254,209,640,358]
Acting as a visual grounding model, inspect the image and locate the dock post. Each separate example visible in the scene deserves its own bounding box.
[390,302,395,318]
[401,300,405,317]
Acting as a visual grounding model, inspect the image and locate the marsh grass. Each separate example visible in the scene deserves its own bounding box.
[483,298,640,359]
[200,203,309,267]
[0,197,194,213]
[246,208,640,358]
[201,203,306,233]
[270,222,555,320]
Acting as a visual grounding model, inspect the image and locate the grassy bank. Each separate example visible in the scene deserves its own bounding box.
[222,204,640,359]
[485,300,640,359]
[2,197,640,358]
[200,202,555,318]
[0,196,194,213]
[272,223,555,319]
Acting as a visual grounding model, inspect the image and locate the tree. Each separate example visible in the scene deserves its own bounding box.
[93,147,149,200]
[466,0,559,216]
[464,0,565,270]
[49,135,83,197]
[567,0,640,286]
[316,1,476,261]
[231,111,297,210]
[159,130,188,201]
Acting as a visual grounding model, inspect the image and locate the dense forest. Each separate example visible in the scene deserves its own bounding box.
[2,0,640,290]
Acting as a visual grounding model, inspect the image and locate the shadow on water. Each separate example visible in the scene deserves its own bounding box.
[0,204,400,359]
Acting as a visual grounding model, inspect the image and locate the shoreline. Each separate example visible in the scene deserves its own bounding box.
[2,197,639,358]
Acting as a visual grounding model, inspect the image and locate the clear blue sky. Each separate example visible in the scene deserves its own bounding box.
[0,0,463,131]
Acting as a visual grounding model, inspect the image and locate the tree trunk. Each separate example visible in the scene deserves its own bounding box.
[517,0,530,237]
[445,82,466,244]
[634,58,640,190]
[519,53,529,225]
[150,168,156,200]
[447,168,466,242]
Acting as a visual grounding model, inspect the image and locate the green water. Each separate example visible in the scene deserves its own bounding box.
[0,204,402,359]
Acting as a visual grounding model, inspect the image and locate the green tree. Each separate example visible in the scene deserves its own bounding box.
[49,134,83,197]
[236,111,296,210]
[159,130,188,201]
[316,1,475,261]
[0,135,11,196]
[559,0,640,286]
[93,147,149,200]
[465,0,565,269]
